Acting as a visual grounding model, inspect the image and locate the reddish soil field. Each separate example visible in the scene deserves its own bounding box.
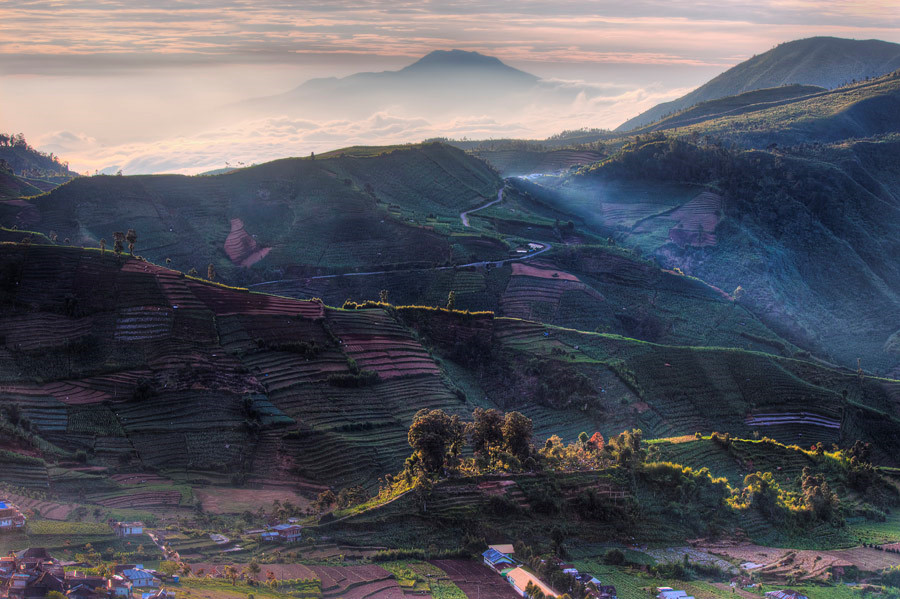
[194,486,312,514]
[3,492,77,520]
[699,542,900,581]
[430,559,520,599]
[511,263,580,281]
[666,191,723,247]
[188,564,407,598]
[94,490,182,508]
[224,218,271,267]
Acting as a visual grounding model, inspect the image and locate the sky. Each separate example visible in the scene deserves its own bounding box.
[2,0,899,174]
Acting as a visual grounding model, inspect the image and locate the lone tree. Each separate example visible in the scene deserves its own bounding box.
[407,409,463,474]
[502,411,533,462]
[187,267,198,277]
[446,290,456,310]
[99,238,106,254]
[207,263,216,281]
[379,289,389,303]
[112,231,125,255]
[468,407,504,455]
[125,228,137,255]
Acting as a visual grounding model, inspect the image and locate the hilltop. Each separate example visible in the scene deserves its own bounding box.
[630,70,900,147]
[618,37,900,131]
[0,142,503,284]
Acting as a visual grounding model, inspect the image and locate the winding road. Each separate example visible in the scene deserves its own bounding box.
[249,187,553,288]
[460,188,504,227]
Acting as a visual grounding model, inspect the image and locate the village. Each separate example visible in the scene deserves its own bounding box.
[0,497,840,599]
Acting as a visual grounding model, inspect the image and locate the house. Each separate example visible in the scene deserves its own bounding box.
[483,548,516,573]
[112,522,144,537]
[66,584,102,599]
[656,588,694,599]
[120,569,159,589]
[765,592,809,599]
[108,576,133,598]
[1,556,17,574]
[142,589,175,599]
[506,567,559,598]
[271,524,302,543]
[589,586,617,599]
[64,573,106,590]
[489,544,516,555]
[260,532,279,542]
[0,502,26,530]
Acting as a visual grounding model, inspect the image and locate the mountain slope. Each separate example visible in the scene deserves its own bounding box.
[2,245,900,497]
[633,71,900,147]
[618,37,900,131]
[558,135,900,375]
[0,143,503,283]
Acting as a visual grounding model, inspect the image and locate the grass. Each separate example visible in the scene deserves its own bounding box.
[176,577,319,599]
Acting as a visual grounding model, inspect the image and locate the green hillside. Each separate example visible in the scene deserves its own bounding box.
[618,37,900,131]
[647,71,900,147]
[2,244,899,495]
[0,171,43,198]
[521,134,900,375]
[1,142,503,284]
[628,84,825,134]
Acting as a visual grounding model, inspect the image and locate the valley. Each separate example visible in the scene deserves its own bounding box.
[3,33,900,599]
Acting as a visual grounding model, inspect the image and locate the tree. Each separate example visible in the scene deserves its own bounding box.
[446,290,456,310]
[313,489,336,512]
[207,263,216,281]
[588,432,605,451]
[379,289,389,303]
[158,561,180,577]
[125,228,137,255]
[99,238,107,254]
[112,231,125,255]
[468,408,504,455]
[407,409,463,474]
[502,411,533,461]
[224,565,238,586]
[187,267,198,277]
[245,560,261,579]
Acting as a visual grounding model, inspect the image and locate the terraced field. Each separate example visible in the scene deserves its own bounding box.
[429,559,520,599]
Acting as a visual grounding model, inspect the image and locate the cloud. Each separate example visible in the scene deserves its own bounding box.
[2,0,898,76]
[37,77,690,175]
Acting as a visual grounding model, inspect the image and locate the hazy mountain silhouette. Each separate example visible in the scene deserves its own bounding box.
[238,50,542,120]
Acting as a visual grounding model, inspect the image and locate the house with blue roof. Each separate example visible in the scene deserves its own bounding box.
[0,501,26,530]
[482,548,516,572]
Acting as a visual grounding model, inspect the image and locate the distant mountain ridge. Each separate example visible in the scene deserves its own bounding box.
[617,37,900,131]
[238,49,540,119]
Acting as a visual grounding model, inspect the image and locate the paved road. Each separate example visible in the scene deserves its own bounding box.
[249,241,553,288]
[249,187,553,289]
[460,188,503,227]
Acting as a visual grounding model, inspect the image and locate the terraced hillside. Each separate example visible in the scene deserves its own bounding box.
[533,133,900,376]
[0,245,474,491]
[0,143,502,284]
[617,36,900,131]
[2,245,899,502]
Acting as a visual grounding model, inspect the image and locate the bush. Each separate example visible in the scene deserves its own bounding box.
[603,548,625,565]
[327,370,379,387]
